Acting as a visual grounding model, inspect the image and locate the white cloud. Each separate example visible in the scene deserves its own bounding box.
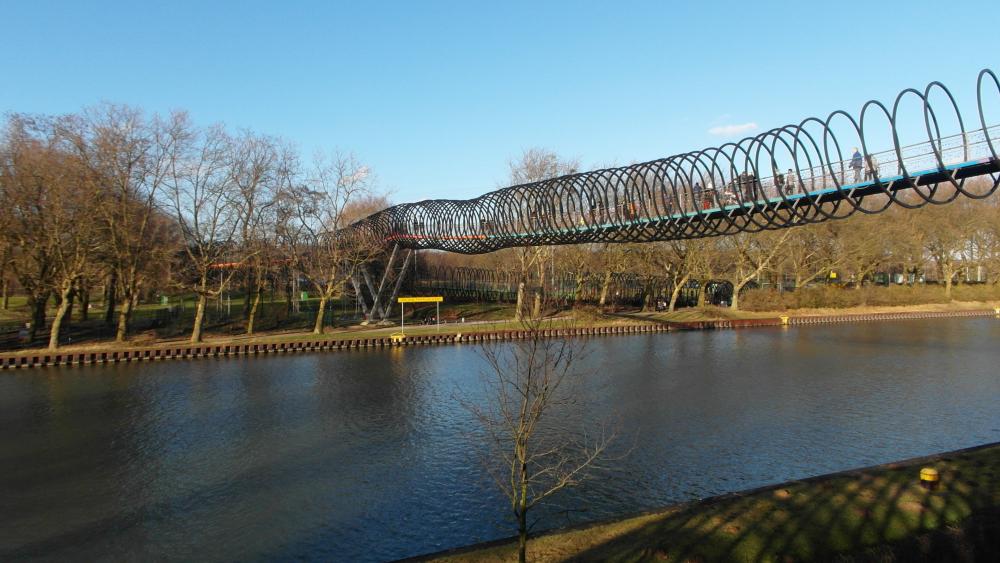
[707,122,759,137]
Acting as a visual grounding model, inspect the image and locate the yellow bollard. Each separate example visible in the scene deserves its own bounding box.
[919,467,939,490]
[780,315,790,326]
[390,332,406,344]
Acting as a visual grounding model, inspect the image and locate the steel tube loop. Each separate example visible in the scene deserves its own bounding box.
[348,70,1000,254]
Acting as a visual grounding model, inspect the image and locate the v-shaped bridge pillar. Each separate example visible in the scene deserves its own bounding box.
[353,244,413,323]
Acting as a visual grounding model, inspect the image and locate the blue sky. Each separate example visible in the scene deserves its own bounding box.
[2,0,997,202]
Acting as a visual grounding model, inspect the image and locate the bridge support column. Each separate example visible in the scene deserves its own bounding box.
[367,244,398,322]
[354,244,414,324]
[350,275,371,319]
[380,250,413,321]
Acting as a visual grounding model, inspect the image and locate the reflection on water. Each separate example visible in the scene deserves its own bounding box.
[1,318,998,561]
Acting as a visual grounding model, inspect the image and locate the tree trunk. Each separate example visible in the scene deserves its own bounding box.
[28,293,48,342]
[243,273,254,317]
[313,294,328,334]
[48,284,74,351]
[64,287,76,331]
[517,507,527,563]
[534,260,547,318]
[116,298,132,342]
[2,277,8,310]
[191,292,208,343]
[640,280,655,312]
[696,282,707,307]
[853,269,866,289]
[598,270,612,307]
[247,286,262,335]
[731,281,748,310]
[668,274,689,312]
[944,264,954,299]
[80,287,89,321]
[104,272,117,327]
[514,281,526,321]
[518,462,529,563]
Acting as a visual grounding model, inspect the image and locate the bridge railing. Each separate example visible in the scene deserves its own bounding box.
[557,125,1000,225]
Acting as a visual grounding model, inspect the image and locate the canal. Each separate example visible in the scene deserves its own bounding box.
[2,318,999,561]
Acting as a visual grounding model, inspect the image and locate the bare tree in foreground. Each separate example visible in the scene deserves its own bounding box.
[463,314,618,563]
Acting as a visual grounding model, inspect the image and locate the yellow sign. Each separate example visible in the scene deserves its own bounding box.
[398,296,444,303]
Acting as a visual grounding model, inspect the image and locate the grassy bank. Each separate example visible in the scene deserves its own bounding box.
[0,294,1000,354]
[741,283,1000,311]
[629,300,1000,324]
[427,443,1000,562]
[0,312,646,356]
[4,300,998,356]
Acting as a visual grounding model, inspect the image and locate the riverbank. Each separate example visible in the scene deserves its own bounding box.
[2,304,997,369]
[632,299,1000,323]
[419,442,1000,562]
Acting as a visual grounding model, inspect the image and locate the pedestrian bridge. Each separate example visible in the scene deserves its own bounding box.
[347,70,1000,254]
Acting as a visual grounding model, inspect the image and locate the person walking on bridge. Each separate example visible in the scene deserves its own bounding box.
[786,168,797,193]
[851,148,864,183]
[866,153,880,180]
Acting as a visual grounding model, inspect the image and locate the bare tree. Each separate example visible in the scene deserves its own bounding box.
[919,194,980,299]
[44,155,104,350]
[717,230,792,310]
[65,105,182,342]
[230,131,290,335]
[781,223,842,289]
[596,244,634,308]
[507,149,578,320]
[0,114,104,349]
[0,115,57,341]
[553,244,598,306]
[290,153,380,334]
[653,240,701,312]
[835,215,894,290]
[463,313,617,563]
[166,121,246,343]
[977,198,1000,284]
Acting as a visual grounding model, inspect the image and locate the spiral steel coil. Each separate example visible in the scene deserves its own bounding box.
[347,70,1000,254]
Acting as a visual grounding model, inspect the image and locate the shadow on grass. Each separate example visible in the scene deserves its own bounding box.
[426,443,1000,562]
[562,446,1000,562]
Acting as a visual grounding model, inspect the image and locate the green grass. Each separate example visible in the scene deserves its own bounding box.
[432,444,1000,562]
[0,297,29,322]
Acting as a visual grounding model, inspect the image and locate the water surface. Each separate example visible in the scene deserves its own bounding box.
[1,318,998,561]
